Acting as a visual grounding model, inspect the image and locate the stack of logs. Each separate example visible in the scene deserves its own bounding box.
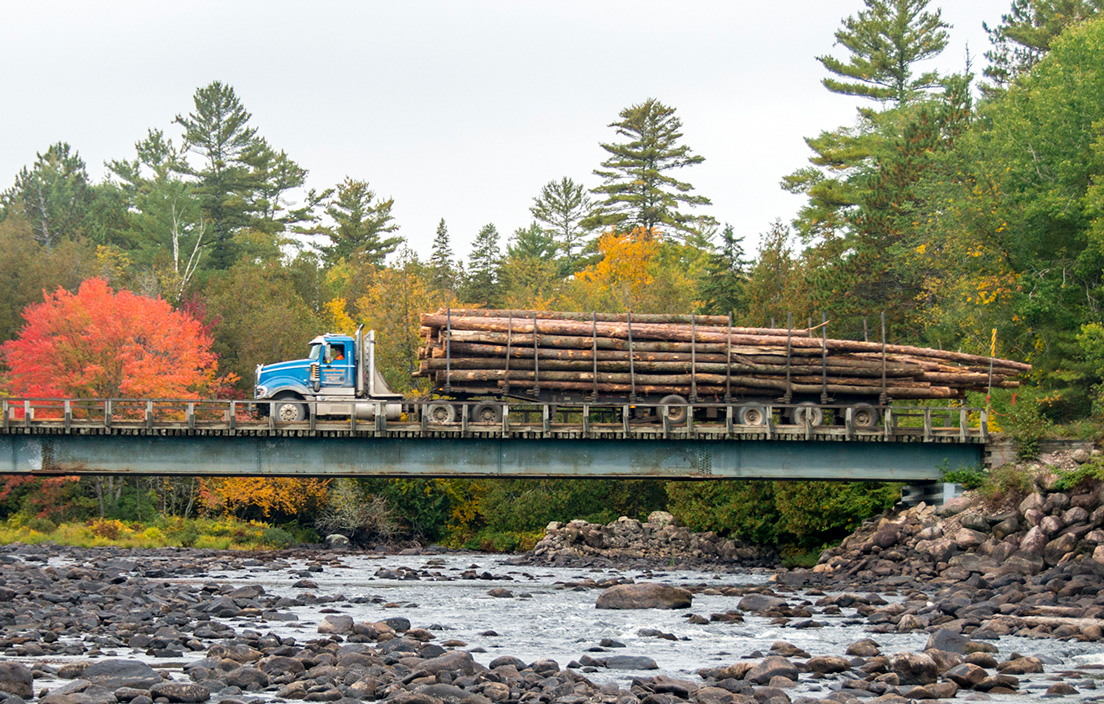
[415,309,1030,401]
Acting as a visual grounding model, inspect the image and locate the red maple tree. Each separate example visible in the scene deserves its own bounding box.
[3,278,228,399]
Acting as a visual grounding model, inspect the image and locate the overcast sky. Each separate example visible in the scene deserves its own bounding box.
[1,1,1012,260]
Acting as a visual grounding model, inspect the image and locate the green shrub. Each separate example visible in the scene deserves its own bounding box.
[260,526,296,548]
[979,463,1035,506]
[1006,397,1051,460]
[23,516,57,534]
[941,465,987,490]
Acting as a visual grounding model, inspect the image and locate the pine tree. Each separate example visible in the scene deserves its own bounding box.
[506,222,557,261]
[175,81,260,268]
[982,0,1103,92]
[429,218,455,292]
[697,224,749,317]
[323,178,402,266]
[243,138,309,235]
[587,99,712,239]
[530,177,597,273]
[464,223,502,306]
[818,0,950,106]
[3,142,91,248]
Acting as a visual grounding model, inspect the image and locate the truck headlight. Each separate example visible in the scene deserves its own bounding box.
[255,386,268,399]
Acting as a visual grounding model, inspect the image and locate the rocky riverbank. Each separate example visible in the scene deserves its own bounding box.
[2,455,1104,704]
[508,512,778,571]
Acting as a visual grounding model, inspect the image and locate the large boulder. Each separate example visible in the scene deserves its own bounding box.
[82,660,161,690]
[0,662,33,699]
[596,583,692,610]
[891,652,939,685]
[745,656,798,685]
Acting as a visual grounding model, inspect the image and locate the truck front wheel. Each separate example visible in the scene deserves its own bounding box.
[273,396,307,422]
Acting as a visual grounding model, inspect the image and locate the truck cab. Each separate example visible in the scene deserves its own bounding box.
[254,326,402,422]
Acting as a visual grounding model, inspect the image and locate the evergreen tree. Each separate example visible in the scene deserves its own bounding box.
[506,222,557,260]
[530,177,597,273]
[429,218,456,292]
[2,142,91,248]
[983,0,1103,92]
[464,223,502,306]
[587,99,712,239]
[243,138,310,235]
[697,224,749,317]
[818,0,950,106]
[323,178,402,266]
[502,223,562,307]
[107,129,205,293]
[175,81,260,268]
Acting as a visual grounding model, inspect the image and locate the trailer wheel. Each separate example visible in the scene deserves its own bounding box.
[471,403,502,424]
[658,395,689,425]
[850,403,880,429]
[426,402,457,424]
[791,402,823,427]
[738,404,768,426]
[273,396,307,422]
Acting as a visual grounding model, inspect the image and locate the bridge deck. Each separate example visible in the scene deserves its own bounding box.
[0,399,988,481]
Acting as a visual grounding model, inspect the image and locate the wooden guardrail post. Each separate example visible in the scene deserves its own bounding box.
[104,400,112,429]
[64,400,72,431]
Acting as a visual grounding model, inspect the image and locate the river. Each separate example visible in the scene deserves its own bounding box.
[172,551,1104,699]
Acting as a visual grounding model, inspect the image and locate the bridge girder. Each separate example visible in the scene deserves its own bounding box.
[0,434,981,482]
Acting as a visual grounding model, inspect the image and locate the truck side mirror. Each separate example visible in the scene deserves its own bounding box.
[323,346,333,364]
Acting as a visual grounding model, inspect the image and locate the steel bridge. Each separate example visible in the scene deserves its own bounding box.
[0,398,988,483]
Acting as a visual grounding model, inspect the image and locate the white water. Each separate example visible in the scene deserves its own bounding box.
[196,552,1103,694]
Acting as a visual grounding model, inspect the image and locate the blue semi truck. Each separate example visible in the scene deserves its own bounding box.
[254,326,403,422]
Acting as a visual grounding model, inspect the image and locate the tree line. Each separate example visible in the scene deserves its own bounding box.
[1,0,1102,552]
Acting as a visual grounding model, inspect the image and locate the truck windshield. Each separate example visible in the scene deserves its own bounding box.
[308,344,322,361]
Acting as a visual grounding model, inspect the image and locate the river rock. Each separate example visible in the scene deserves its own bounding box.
[737,593,785,612]
[647,511,676,527]
[926,628,967,654]
[82,661,161,690]
[890,652,938,685]
[804,656,849,674]
[745,657,798,685]
[318,615,354,634]
[998,656,1044,674]
[0,663,33,699]
[595,583,692,609]
[846,639,881,657]
[324,534,350,549]
[605,655,659,670]
[223,667,268,690]
[148,683,209,703]
[946,663,988,689]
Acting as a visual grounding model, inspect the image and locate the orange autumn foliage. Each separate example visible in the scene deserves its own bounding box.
[2,278,230,399]
[200,477,331,518]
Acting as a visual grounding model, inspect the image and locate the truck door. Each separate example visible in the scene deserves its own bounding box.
[320,342,350,388]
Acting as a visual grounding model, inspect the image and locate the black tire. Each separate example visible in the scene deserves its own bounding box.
[658,394,689,425]
[737,404,768,426]
[791,402,823,427]
[426,402,457,425]
[273,397,306,422]
[471,403,502,424]
[850,402,880,429]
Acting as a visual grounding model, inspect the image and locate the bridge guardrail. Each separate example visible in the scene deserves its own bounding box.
[0,398,988,443]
